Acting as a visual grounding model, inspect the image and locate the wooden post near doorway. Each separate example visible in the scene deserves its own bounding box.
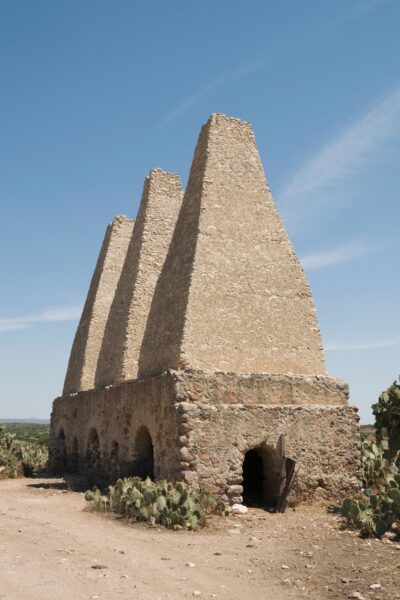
[276,434,296,512]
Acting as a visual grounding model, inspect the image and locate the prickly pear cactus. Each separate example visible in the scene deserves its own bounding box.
[0,425,48,478]
[84,476,226,531]
[373,378,400,460]
[341,441,400,537]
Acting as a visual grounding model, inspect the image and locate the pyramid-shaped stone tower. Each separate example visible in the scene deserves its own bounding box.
[63,215,134,395]
[139,114,325,377]
[50,114,360,507]
[96,169,183,387]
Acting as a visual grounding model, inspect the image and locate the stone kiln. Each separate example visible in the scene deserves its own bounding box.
[50,114,360,506]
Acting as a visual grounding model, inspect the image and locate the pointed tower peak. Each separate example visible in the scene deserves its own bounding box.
[139,115,326,378]
[95,168,183,387]
[110,214,134,227]
[144,169,183,202]
[147,168,182,182]
[207,112,251,125]
[63,216,134,395]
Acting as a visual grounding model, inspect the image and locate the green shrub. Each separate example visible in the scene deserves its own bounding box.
[0,425,48,478]
[341,380,400,538]
[341,459,400,537]
[85,476,227,531]
[373,378,400,460]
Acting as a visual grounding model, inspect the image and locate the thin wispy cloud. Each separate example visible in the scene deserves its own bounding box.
[280,85,400,218]
[326,338,400,351]
[300,241,378,271]
[0,305,82,333]
[163,56,272,125]
[164,76,226,124]
[336,0,392,24]
[351,0,392,17]
[164,1,391,126]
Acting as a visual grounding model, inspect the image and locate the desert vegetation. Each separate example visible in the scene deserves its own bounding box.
[0,423,49,478]
[342,378,400,537]
[85,476,226,530]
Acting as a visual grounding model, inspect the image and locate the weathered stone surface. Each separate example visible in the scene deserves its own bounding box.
[176,377,361,503]
[95,169,182,387]
[50,370,360,504]
[51,114,360,508]
[51,372,181,481]
[139,114,325,377]
[227,485,243,496]
[171,370,349,406]
[63,215,134,394]
[231,504,248,515]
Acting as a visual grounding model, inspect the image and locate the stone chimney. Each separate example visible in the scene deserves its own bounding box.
[95,169,183,387]
[63,215,134,394]
[139,114,326,377]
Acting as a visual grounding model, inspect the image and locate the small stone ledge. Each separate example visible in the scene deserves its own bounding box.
[170,369,349,407]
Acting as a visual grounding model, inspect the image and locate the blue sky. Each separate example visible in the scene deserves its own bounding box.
[0,0,399,422]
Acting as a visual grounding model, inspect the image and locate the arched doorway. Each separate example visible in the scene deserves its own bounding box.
[131,425,154,479]
[242,448,264,506]
[51,428,67,472]
[67,437,80,473]
[242,444,281,509]
[85,428,100,470]
[109,440,120,475]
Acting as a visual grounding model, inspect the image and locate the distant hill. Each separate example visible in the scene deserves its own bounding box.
[0,418,50,424]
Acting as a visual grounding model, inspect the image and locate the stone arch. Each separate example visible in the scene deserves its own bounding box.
[51,427,67,472]
[109,440,120,475]
[67,436,80,473]
[242,443,281,509]
[131,425,154,479]
[85,428,101,470]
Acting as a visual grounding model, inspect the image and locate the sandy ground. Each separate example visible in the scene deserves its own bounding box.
[0,477,399,600]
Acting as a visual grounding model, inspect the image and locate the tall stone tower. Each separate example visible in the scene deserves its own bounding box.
[139,114,325,377]
[50,114,360,507]
[63,215,134,395]
[95,169,183,387]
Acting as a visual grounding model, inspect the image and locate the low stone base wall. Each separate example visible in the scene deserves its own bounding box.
[49,369,360,504]
[49,372,181,481]
[178,402,361,504]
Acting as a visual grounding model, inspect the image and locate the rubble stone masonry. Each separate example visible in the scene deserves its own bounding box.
[51,114,360,506]
[139,114,325,377]
[63,216,134,394]
[95,169,182,386]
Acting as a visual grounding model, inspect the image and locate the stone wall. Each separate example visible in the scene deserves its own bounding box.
[171,370,349,406]
[50,370,360,504]
[179,401,360,504]
[95,169,182,387]
[63,216,134,394]
[51,372,182,481]
[139,114,325,378]
[53,114,360,509]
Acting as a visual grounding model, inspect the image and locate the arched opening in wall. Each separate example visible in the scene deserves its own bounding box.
[110,440,120,474]
[131,426,154,479]
[85,428,101,471]
[51,428,67,473]
[67,437,80,473]
[242,444,281,509]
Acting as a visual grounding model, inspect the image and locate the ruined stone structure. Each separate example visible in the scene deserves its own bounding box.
[63,215,134,395]
[95,169,183,386]
[50,114,360,507]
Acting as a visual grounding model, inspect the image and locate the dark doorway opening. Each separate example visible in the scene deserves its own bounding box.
[53,428,67,473]
[243,448,264,507]
[67,437,79,473]
[242,444,281,509]
[132,426,154,479]
[109,440,120,475]
[85,428,100,470]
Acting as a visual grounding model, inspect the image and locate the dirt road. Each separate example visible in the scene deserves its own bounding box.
[0,477,398,600]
